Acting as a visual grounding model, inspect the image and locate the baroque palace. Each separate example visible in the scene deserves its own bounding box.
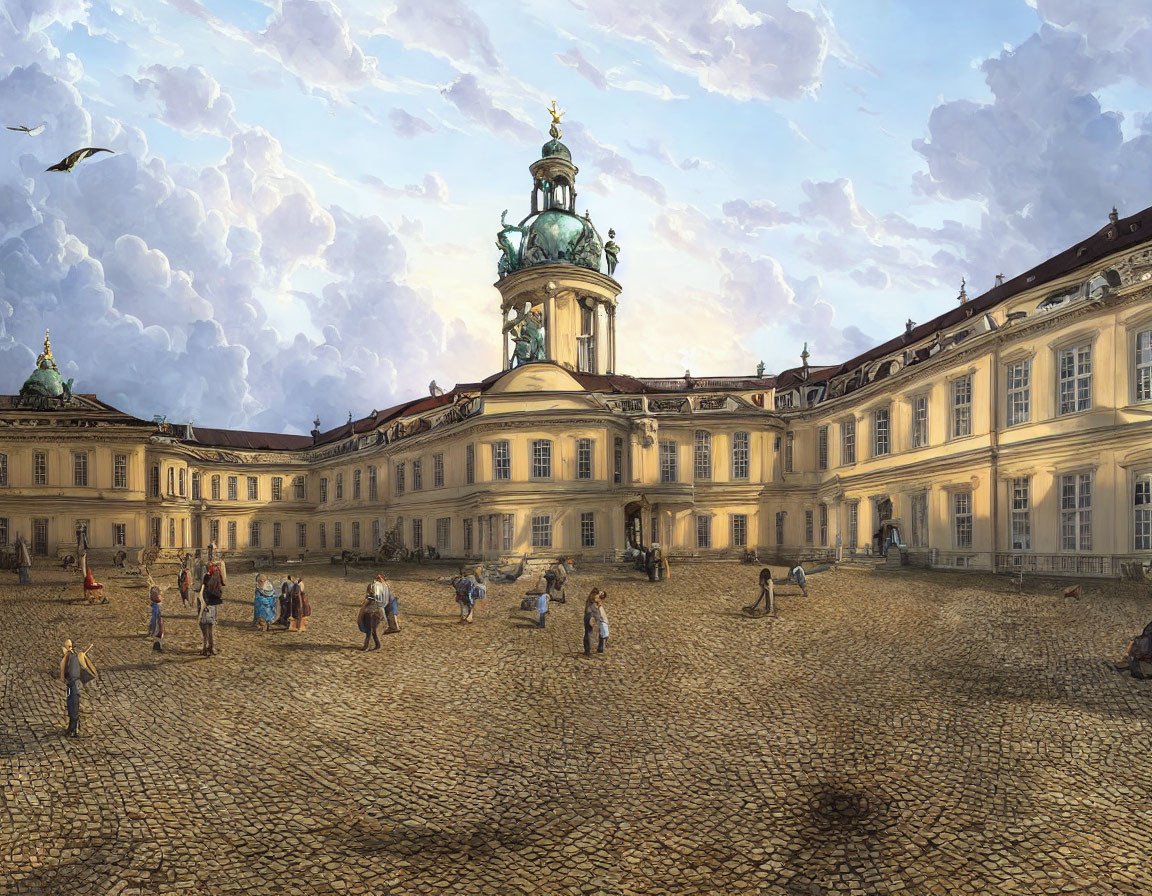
[4,117,1152,578]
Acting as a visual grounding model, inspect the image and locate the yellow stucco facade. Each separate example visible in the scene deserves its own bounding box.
[4,141,1152,578]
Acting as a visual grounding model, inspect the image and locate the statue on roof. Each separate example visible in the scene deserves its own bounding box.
[19,329,75,408]
[604,228,620,276]
[511,309,546,367]
[496,209,529,279]
[756,360,765,378]
[546,100,564,140]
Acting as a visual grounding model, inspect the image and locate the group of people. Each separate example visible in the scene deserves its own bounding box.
[624,543,670,582]
[358,573,401,649]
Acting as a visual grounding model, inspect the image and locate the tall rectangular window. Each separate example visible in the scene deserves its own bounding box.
[412,461,423,491]
[433,454,445,488]
[531,514,552,548]
[150,464,160,496]
[531,440,552,479]
[33,452,47,485]
[804,509,814,545]
[577,438,593,480]
[167,467,175,495]
[577,304,595,372]
[0,518,6,546]
[411,519,423,550]
[819,504,828,546]
[271,477,283,501]
[872,408,890,457]
[775,511,785,546]
[1010,477,1031,551]
[581,512,595,548]
[465,445,475,485]
[1061,473,1092,551]
[784,432,794,473]
[249,521,261,548]
[1006,359,1031,426]
[319,523,327,550]
[1057,344,1092,415]
[320,477,329,503]
[659,440,677,483]
[334,522,343,549]
[352,521,361,549]
[336,473,345,499]
[696,515,712,548]
[211,475,220,501]
[911,395,929,448]
[247,476,258,501]
[294,476,306,500]
[463,518,474,552]
[227,476,238,500]
[297,523,307,549]
[1137,476,1152,550]
[694,431,712,480]
[394,463,405,496]
[910,493,928,549]
[0,454,6,486]
[952,375,972,438]
[112,454,127,489]
[273,521,282,548]
[353,469,362,499]
[114,523,126,547]
[816,427,828,471]
[209,519,219,546]
[841,419,856,465]
[226,521,237,550]
[179,469,186,496]
[731,513,747,548]
[192,472,201,500]
[1136,329,1152,401]
[502,514,514,551]
[150,518,162,547]
[371,519,381,548]
[368,467,378,501]
[847,502,859,552]
[614,437,624,484]
[953,491,973,549]
[493,442,511,480]
[72,452,88,487]
[436,517,450,551]
[732,432,750,480]
[169,518,176,547]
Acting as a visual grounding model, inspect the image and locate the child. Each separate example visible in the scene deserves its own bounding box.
[536,590,548,629]
[148,585,164,651]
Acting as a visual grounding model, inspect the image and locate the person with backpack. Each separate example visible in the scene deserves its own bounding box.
[454,575,475,623]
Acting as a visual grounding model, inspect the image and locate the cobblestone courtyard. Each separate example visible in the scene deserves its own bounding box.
[3,561,1152,895]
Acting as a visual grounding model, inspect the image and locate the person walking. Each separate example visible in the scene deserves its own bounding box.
[745,568,775,616]
[358,581,385,650]
[791,564,809,597]
[198,560,225,656]
[253,574,278,631]
[288,575,310,632]
[583,588,601,656]
[276,580,292,628]
[594,591,610,653]
[177,562,191,608]
[536,589,548,629]
[380,575,401,633]
[60,640,83,736]
[454,575,475,623]
[77,527,89,580]
[16,535,31,584]
[148,585,165,651]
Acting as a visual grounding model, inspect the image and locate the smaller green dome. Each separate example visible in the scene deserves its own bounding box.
[541,139,571,161]
[23,366,65,398]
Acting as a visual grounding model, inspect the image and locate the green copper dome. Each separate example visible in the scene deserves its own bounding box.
[521,210,602,271]
[541,139,571,161]
[23,365,65,397]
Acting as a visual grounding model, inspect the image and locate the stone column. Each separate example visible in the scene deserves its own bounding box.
[606,305,616,374]
[544,288,557,362]
[594,302,608,374]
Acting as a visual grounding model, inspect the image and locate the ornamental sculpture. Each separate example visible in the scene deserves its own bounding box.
[18,330,75,409]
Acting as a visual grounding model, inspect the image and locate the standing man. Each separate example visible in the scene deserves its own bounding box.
[60,640,82,736]
[791,563,808,598]
[360,580,385,650]
[77,525,89,580]
[536,589,548,629]
[16,535,31,584]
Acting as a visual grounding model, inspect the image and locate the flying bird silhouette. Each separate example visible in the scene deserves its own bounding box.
[7,123,45,136]
[45,147,113,172]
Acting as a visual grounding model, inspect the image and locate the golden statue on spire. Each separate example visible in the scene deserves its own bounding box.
[36,329,55,368]
[546,100,564,140]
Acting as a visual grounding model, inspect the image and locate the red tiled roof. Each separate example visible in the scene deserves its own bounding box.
[187,427,314,451]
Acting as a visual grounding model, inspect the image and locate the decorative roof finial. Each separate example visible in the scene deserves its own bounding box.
[995,273,1004,287]
[801,342,810,367]
[546,100,564,140]
[1110,206,1120,225]
[36,328,55,368]
[347,410,353,425]
[905,318,916,334]
[756,360,766,378]
[956,277,968,304]
[313,416,321,430]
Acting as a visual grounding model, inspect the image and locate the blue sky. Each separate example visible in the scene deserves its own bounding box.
[1,0,1151,431]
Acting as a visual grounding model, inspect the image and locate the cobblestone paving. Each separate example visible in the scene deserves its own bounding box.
[3,561,1152,895]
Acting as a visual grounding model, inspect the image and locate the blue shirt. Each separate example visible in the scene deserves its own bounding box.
[537,593,548,615]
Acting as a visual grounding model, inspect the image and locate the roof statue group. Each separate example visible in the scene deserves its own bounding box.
[19,330,75,408]
[496,102,620,280]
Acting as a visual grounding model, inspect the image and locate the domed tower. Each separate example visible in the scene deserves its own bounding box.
[494,103,621,374]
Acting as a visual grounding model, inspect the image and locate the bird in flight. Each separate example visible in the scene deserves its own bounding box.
[45,147,114,172]
[7,124,45,136]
